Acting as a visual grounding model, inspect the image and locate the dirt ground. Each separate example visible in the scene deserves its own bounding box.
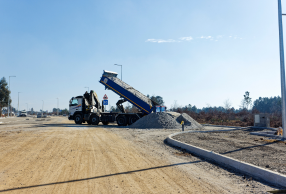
[173,127,286,175]
[0,117,283,193]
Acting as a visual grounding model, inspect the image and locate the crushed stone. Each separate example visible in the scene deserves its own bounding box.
[176,113,204,130]
[129,112,181,129]
[129,112,203,130]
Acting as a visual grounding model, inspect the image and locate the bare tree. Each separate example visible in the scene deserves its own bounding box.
[224,99,232,110]
[173,100,178,110]
[239,99,246,109]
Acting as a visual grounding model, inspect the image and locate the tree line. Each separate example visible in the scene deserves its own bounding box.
[0,77,11,116]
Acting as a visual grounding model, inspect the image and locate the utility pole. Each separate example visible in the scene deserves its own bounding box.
[42,100,44,117]
[56,98,59,116]
[26,103,28,116]
[8,76,16,117]
[278,0,286,139]
[18,92,21,115]
[114,64,122,80]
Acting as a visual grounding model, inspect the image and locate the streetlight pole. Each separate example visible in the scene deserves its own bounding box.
[8,76,16,117]
[42,100,44,117]
[278,0,286,139]
[56,98,59,116]
[85,87,89,92]
[26,103,28,116]
[18,92,21,116]
[114,64,122,80]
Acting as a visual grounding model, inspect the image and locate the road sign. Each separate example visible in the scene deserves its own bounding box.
[103,94,108,100]
[103,100,108,105]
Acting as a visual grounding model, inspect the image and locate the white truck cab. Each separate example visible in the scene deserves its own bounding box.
[68,91,109,125]
[69,97,83,117]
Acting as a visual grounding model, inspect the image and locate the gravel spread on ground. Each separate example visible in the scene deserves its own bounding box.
[130,112,203,129]
[172,127,286,175]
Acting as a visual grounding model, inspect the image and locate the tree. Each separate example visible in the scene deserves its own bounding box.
[187,104,192,111]
[243,91,252,110]
[224,99,232,111]
[191,105,197,113]
[252,96,281,114]
[0,77,11,116]
[61,109,69,115]
[147,94,165,106]
[171,100,178,111]
[151,96,164,105]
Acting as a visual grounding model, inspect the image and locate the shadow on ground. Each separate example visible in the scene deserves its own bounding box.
[33,123,126,129]
[163,139,286,190]
[0,161,200,192]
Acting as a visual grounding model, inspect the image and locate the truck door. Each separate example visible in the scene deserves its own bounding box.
[69,98,83,116]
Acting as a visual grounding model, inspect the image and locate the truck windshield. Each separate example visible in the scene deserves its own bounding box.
[69,98,78,106]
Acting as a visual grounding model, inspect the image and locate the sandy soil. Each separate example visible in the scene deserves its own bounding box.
[0,117,282,193]
[173,127,286,175]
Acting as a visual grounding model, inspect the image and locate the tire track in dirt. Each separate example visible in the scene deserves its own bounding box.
[0,118,227,193]
[92,128,217,193]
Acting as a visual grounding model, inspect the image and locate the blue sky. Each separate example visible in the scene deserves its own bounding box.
[0,0,285,111]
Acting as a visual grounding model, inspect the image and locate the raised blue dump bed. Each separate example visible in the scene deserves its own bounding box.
[99,70,154,115]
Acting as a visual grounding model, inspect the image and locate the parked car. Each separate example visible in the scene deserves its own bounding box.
[18,110,27,117]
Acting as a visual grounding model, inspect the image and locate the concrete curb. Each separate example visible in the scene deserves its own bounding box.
[203,124,278,131]
[166,130,286,187]
[202,124,243,128]
[250,131,285,140]
[251,126,278,131]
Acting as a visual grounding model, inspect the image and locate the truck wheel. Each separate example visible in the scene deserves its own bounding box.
[90,115,99,125]
[75,114,83,124]
[129,116,139,125]
[117,116,127,126]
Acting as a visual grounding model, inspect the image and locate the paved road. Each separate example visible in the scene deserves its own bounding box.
[0,117,223,193]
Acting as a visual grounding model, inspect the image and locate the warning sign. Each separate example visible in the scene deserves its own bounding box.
[103,94,108,100]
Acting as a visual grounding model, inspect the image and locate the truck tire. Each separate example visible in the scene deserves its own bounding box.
[117,115,127,126]
[75,114,83,124]
[102,121,109,125]
[129,116,139,125]
[87,120,91,125]
[90,115,99,125]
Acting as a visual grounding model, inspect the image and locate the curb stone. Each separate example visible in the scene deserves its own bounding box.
[203,124,278,131]
[166,129,286,187]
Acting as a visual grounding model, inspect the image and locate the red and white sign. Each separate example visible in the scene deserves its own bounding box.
[103,94,108,100]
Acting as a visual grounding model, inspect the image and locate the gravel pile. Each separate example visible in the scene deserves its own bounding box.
[129,112,203,130]
[129,112,181,129]
[176,113,204,130]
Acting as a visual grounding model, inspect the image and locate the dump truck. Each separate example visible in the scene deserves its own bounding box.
[68,70,165,125]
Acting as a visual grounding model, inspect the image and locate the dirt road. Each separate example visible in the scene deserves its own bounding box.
[0,117,278,193]
[0,117,220,193]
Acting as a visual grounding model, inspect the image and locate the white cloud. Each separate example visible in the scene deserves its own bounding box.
[146,39,178,43]
[146,35,242,43]
[180,36,193,41]
[200,36,212,39]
